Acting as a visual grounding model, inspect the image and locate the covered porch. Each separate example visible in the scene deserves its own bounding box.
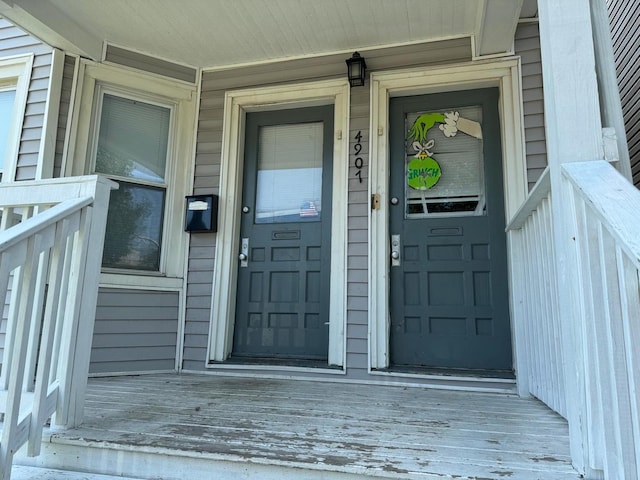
[16,373,579,480]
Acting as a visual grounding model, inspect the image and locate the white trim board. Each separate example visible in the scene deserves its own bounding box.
[367,58,528,378]
[207,78,350,368]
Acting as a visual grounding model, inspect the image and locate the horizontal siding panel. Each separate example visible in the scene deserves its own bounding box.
[20,126,42,141]
[92,333,177,349]
[89,288,179,374]
[94,305,179,320]
[93,319,179,334]
[14,165,36,180]
[184,321,209,335]
[184,333,208,348]
[89,359,175,374]
[346,338,367,354]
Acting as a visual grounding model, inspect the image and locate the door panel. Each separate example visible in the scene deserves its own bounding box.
[233,106,333,360]
[389,89,512,372]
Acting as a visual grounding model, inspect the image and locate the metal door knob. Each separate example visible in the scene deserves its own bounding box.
[239,253,248,261]
[242,206,250,213]
[391,251,400,260]
[390,197,399,205]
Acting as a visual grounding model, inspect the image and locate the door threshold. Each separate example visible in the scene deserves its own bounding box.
[369,368,517,393]
[225,356,328,368]
[383,365,515,380]
[211,355,343,371]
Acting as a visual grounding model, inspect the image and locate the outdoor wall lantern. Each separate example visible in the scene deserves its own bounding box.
[346,51,367,87]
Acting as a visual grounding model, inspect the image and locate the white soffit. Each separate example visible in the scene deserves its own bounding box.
[0,0,526,69]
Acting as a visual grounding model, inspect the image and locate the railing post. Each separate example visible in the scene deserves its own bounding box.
[54,176,114,428]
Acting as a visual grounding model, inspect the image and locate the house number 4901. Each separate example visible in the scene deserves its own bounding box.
[354,130,363,183]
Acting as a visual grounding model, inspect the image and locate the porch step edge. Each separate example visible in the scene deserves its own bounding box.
[15,435,451,480]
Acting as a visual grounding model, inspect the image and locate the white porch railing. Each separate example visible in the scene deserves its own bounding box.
[0,176,115,480]
[508,160,640,479]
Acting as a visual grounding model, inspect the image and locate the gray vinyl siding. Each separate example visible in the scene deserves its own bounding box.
[182,37,472,374]
[0,18,53,181]
[607,0,640,187]
[0,20,52,362]
[345,85,370,378]
[515,23,548,190]
[53,54,76,178]
[89,288,179,374]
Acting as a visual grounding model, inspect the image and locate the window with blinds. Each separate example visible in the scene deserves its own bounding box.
[255,122,323,223]
[94,93,171,271]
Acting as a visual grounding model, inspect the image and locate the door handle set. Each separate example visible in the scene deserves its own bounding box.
[391,234,401,266]
[239,237,249,267]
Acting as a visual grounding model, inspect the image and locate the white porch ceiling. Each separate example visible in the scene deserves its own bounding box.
[0,0,533,70]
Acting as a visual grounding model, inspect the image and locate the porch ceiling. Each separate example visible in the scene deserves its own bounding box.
[0,0,534,71]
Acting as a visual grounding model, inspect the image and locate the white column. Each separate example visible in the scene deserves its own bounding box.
[537,0,603,476]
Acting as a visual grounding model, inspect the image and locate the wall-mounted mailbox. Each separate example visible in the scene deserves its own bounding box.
[185,194,218,232]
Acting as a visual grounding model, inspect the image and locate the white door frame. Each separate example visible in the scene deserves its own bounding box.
[368,58,527,372]
[207,78,350,368]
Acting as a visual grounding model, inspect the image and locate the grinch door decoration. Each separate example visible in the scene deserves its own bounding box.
[404,106,485,216]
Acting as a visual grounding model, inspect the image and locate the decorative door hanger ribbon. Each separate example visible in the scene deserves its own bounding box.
[406,112,482,190]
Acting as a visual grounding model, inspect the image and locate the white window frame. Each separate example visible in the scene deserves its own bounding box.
[68,60,196,289]
[207,78,350,369]
[0,54,33,183]
[368,58,527,372]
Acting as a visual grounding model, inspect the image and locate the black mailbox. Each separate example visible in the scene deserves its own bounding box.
[184,195,218,232]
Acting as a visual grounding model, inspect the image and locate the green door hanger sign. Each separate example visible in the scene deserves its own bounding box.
[406,111,482,190]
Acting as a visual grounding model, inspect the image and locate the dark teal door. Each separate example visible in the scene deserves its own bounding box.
[389,89,512,373]
[232,106,333,361]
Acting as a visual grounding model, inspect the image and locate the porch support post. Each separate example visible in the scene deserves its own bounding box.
[537,0,604,476]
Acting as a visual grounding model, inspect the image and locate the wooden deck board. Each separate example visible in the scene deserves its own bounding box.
[40,374,580,479]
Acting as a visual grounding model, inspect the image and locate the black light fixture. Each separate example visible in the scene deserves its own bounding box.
[346,51,367,87]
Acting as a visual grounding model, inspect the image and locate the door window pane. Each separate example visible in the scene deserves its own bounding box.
[0,89,16,171]
[255,122,323,223]
[404,105,485,217]
[102,181,165,271]
[96,94,169,182]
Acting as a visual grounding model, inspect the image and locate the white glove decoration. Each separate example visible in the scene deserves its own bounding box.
[439,111,459,137]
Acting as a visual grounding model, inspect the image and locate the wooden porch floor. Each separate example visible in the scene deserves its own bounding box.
[24,373,580,479]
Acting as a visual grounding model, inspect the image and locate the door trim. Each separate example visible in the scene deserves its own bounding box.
[368,58,527,372]
[207,78,350,368]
